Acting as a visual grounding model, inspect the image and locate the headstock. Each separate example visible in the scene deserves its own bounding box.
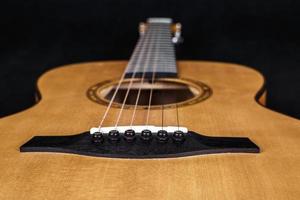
[139,18,183,44]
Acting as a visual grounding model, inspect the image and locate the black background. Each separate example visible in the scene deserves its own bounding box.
[0,0,299,119]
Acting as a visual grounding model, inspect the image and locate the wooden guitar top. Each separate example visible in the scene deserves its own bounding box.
[0,61,299,200]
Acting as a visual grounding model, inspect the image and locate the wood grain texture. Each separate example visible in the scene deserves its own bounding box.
[0,61,299,200]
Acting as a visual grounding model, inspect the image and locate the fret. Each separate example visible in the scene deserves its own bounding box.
[125,18,177,78]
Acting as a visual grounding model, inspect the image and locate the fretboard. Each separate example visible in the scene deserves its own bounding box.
[125,18,177,78]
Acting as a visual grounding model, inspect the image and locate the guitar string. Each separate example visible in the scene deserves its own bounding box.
[145,24,178,130]
[129,26,157,127]
[161,24,180,131]
[98,23,180,133]
[145,25,162,127]
[161,105,164,130]
[159,25,166,131]
[97,28,147,130]
[113,27,153,128]
[150,24,180,131]
[176,103,180,131]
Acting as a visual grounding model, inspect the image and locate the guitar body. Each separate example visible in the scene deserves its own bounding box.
[0,60,299,199]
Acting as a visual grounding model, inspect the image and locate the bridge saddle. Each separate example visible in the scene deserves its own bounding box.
[90,125,188,135]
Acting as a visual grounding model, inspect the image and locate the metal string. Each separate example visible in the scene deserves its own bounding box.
[176,103,180,130]
[161,105,164,130]
[97,29,147,129]
[113,27,154,128]
[145,25,162,127]
[145,24,180,131]
[129,27,157,127]
[98,23,180,133]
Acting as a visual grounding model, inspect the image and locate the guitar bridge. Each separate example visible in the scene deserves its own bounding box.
[20,126,259,158]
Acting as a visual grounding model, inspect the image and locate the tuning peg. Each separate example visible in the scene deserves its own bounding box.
[172,23,183,44]
[139,22,147,35]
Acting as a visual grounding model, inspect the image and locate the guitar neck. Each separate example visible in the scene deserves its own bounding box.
[125,18,177,79]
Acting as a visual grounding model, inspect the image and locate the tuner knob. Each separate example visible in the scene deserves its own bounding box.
[92,132,104,143]
[172,130,185,143]
[124,129,136,142]
[157,130,169,143]
[108,130,120,142]
[172,23,183,44]
[139,22,147,35]
[141,129,152,141]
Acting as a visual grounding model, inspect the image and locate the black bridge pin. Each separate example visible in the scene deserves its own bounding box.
[157,130,169,143]
[172,130,185,143]
[124,129,136,142]
[92,132,104,143]
[141,129,152,141]
[108,130,120,142]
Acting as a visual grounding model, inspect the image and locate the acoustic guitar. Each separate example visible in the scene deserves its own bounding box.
[0,18,299,199]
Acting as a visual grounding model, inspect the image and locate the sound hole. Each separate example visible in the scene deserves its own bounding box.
[87,78,212,109]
